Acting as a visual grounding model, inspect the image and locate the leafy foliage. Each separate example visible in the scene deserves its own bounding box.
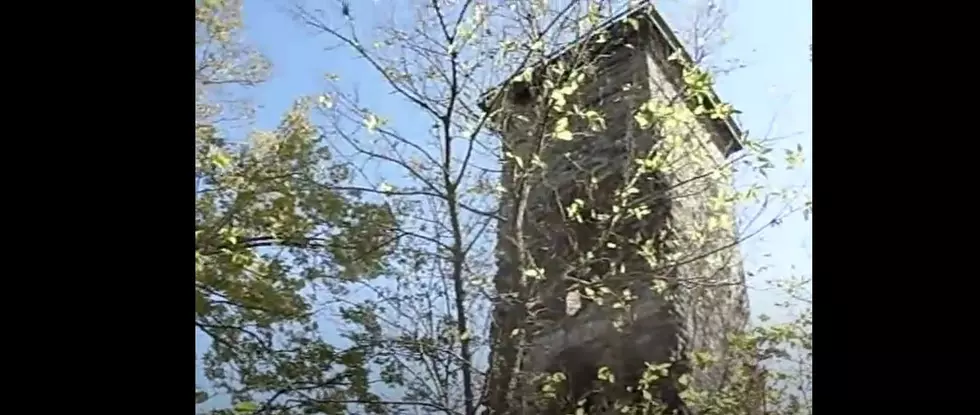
[196,1,400,414]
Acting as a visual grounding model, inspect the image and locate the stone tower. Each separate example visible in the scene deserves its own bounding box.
[483,5,750,414]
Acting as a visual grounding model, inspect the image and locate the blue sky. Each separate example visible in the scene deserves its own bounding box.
[241,0,812,312]
[198,0,811,406]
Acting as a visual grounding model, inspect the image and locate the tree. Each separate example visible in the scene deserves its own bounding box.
[195,0,812,414]
[196,1,404,414]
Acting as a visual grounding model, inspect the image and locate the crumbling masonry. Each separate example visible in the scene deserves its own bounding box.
[484,5,751,414]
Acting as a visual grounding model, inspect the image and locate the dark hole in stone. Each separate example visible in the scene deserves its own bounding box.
[510,81,534,106]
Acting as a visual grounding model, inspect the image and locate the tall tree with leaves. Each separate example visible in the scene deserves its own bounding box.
[195,1,405,414]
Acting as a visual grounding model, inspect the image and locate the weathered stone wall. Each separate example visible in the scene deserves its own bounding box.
[640,30,749,393]
[488,9,748,413]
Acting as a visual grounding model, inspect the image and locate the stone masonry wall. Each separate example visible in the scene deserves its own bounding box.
[640,30,749,393]
[489,10,748,412]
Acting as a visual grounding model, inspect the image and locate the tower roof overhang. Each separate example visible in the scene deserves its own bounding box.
[478,4,743,158]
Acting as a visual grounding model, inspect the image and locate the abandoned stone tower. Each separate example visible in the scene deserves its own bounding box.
[484,5,751,413]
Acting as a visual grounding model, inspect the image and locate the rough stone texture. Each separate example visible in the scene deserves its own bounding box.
[486,6,749,414]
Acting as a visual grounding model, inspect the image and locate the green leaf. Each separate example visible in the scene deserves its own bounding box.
[212,151,231,169]
[634,112,652,130]
[317,94,333,109]
[597,366,616,383]
[364,113,384,133]
[554,117,573,141]
[234,401,259,414]
[626,18,640,31]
